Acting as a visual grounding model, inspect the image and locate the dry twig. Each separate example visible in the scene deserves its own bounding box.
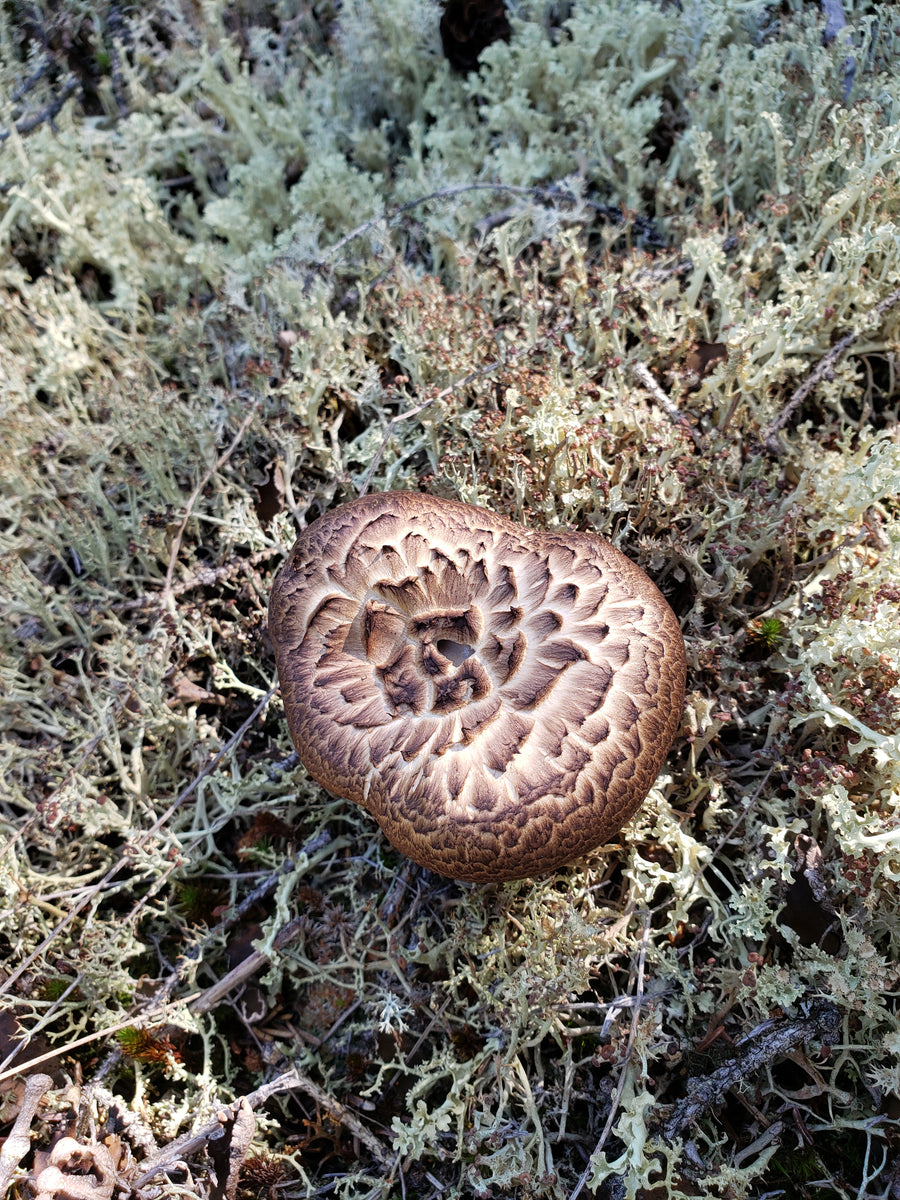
[0,687,276,1042]
[190,917,305,1016]
[132,1067,393,1190]
[662,1000,841,1142]
[762,283,900,450]
[162,402,260,607]
[569,916,650,1200]
[0,999,199,1086]
[630,361,705,449]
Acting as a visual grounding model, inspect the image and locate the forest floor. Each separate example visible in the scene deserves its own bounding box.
[1,2,900,1197]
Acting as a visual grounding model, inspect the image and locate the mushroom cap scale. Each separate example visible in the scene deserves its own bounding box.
[269,491,686,882]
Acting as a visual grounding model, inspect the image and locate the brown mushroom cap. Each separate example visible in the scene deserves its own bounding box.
[268,492,686,882]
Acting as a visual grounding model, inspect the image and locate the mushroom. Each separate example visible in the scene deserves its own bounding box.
[268,492,686,882]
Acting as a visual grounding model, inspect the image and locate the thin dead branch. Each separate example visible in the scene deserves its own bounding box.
[0,77,79,145]
[762,283,900,450]
[0,999,199,1086]
[0,686,276,1022]
[661,1000,841,1142]
[630,361,705,450]
[569,916,649,1200]
[190,917,305,1015]
[132,1067,394,1190]
[162,402,260,608]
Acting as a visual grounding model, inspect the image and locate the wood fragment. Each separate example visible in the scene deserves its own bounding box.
[0,1072,55,1195]
[32,1135,117,1200]
[662,1000,841,1142]
[208,1098,256,1200]
[190,918,304,1015]
[0,77,79,145]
